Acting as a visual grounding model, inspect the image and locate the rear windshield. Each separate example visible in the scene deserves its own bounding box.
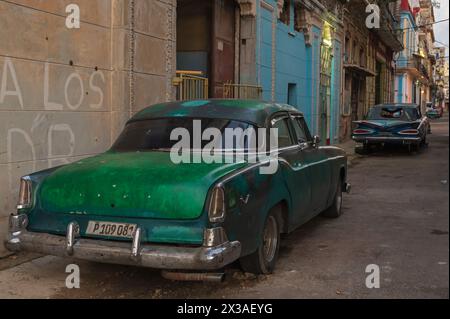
[367,107,419,121]
[111,118,259,152]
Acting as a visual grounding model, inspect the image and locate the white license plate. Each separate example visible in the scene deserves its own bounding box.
[86,221,137,239]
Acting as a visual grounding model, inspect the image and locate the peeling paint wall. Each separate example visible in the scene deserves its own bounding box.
[0,0,177,255]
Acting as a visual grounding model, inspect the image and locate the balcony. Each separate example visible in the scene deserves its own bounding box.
[372,0,403,52]
[173,71,209,101]
[397,55,430,81]
[222,83,263,100]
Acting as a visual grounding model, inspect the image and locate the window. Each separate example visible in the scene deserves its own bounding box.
[291,117,308,143]
[405,108,421,120]
[297,117,312,141]
[111,118,258,152]
[279,0,290,25]
[287,83,297,107]
[367,107,411,121]
[272,117,294,148]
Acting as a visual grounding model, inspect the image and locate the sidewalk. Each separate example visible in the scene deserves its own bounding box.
[335,139,360,167]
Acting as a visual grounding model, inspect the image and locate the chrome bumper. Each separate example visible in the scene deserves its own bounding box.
[344,182,351,194]
[352,136,421,143]
[5,215,241,270]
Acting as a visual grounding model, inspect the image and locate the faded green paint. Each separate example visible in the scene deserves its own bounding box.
[38,152,247,220]
[27,210,206,244]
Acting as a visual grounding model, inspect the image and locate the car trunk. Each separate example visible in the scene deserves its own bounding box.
[37,152,247,220]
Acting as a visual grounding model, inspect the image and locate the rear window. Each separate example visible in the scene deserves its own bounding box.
[111,118,259,152]
[367,107,413,121]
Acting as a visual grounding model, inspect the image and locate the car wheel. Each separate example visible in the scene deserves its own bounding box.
[356,143,370,155]
[322,180,343,218]
[239,209,281,275]
[422,135,428,147]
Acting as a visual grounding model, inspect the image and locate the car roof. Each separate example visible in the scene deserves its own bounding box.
[129,99,301,127]
[373,103,419,109]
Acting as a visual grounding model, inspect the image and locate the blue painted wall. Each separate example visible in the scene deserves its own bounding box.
[255,0,341,140]
[259,5,274,101]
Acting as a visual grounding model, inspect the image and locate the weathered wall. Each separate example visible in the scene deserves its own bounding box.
[0,0,177,256]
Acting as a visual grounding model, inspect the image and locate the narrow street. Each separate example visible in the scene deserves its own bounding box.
[0,116,448,299]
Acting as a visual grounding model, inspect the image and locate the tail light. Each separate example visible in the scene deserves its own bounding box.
[208,187,226,223]
[17,176,32,209]
[399,129,419,135]
[353,129,373,135]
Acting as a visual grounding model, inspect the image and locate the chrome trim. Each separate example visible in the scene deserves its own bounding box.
[131,227,142,260]
[66,222,80,256]
[9,214,28,232]
[208,187,226,223]
[216,145,301,187]
[353,129,375,135]
[352,136,421,142]
[279,155,346,171]
[6,226,241,270]
[161,270,225,282]
[17,176,32,210]
[203,227,228,247]
[345,183,352,194]
[216,161,269,187]
[240,194,250,204]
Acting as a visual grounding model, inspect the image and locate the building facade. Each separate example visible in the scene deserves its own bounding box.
[433,47,449,110]
[233,0,346,145]
[0,0,442,255]
[394,0,435,114]
[0,0,178,255]
[340,0,402,141]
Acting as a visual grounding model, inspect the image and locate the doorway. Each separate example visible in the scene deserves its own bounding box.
[288,83,298,107]
[176,0,211,76]
[176,0,235,98]
[319,22,333,144]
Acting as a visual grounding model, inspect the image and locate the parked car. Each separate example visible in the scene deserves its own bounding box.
[352,103,430,153]
[6,99,350,279]
[426,102,443,119]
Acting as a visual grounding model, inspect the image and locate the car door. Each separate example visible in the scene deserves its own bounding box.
[290,116,332,215]
[270,114,312,227]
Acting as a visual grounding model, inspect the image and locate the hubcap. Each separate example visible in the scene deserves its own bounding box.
[262,216,278,263]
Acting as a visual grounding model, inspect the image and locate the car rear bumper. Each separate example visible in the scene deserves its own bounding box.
[5,215,241,270]
[352,136,421,144]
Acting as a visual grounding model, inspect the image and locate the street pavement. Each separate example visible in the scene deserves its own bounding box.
[0,115,448,299]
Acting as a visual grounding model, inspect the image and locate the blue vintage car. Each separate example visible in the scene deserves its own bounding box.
[426,108,442,119]
[352,103,430,153]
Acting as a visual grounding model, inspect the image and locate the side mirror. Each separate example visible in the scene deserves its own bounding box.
[313,135,321,147]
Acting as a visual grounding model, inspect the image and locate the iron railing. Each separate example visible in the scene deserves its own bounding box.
[223,82,263,100]
[173,70,209,101]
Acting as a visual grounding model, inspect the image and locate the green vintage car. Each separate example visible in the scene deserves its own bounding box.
[6,99,350,279]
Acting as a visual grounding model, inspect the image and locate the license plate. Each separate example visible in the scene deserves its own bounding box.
[86,221,137,239]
